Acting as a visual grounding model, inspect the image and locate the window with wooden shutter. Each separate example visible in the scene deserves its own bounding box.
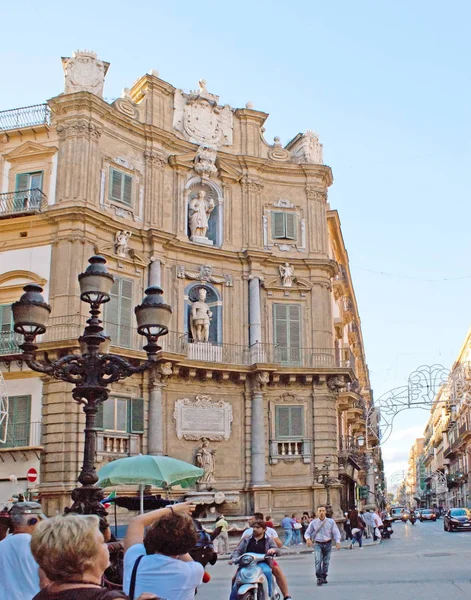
[275,405,304,439]
[0,305,13,332]
[109,168,133,205]
[271,211,297,241]
[15,172,43,192]
[0,395,31,448]
[104,277,134,348]
[129,398,144,434]
[273,303,302,365]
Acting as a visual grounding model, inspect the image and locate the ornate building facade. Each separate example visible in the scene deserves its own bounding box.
[0,51,377,517]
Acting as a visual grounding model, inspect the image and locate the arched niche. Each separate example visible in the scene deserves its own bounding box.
[185,177,223,248]
[184,282,222,344]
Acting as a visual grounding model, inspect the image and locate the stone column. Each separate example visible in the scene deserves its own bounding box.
[248,277,262,345]
[148,258,161,287]
[365,452,376,498]
[147,364,172,456]
[251,372,269,485]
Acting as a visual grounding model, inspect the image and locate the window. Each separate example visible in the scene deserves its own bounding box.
[273,303,301,364]
[272,211,296,240]
[104,278,133,348]
[14,172,43,211]
[0,395,31,448]
[0,304,13,332]
[16,172,43,193]
[109,168,133,205]
[275,405,304,439]
[96,397,144,434]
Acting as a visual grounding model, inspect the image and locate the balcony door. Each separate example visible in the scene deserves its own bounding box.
[14,172,43,210]
[273,303,301,365]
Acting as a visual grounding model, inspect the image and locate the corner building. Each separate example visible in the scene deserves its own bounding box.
[0,51,375,518]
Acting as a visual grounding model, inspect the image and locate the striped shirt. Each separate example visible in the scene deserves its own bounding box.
[304,518,341,543]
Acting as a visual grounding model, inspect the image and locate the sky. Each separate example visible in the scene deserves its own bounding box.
[2,0,471,479]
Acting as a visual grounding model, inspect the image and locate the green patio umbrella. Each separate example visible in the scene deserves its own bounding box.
[97,454,203,513]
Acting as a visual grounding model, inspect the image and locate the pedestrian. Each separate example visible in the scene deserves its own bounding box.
[361,509,374,539]
[348,509,365,549]
[0,501,46,600]
[373,509,383,542]
[265,515,274,528]
[281,513,293,547]
[123,501,204,600]
[214,514,230,555]
[305,505,341,586]
[301,512,310,540]
[291,514,303,545]
[30,513,157,600]
[343,512,352,541]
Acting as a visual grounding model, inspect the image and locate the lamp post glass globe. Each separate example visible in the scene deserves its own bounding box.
[135,286,172,351]
[357,435,365,447]
[78,255,114,305]
[12,284,51,338]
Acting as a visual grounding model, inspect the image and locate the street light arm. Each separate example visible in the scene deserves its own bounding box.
[99,354,157,384]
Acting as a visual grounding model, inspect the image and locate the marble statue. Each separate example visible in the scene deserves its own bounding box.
[189,190,215,241]
[195,437,216,488]
[190,288,212,342]
[115,230,132,257]
[279,263,294,287]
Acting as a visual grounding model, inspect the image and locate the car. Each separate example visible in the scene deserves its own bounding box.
[390,506,407,521]
[420,509,437,522]
[444,508,471,532]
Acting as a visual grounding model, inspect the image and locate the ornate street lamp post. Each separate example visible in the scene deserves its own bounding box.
[12,256,171,520]
[314,456,336,506]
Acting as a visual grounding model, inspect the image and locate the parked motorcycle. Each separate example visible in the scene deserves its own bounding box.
[233,553,281,600]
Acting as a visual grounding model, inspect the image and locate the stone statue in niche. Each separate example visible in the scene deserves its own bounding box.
[62,50,109,97]
[279,263,295,287]
[195,437,216,489]
[190,288,212,342]
[115,230,132,257]
[188,190,215,244]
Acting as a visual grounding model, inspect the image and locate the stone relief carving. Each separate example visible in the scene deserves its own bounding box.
[113,157,134,171]
[56,120,102,141]
[115,230,132,257]
[190,288,212,342]
[327,375,346,391]
[62,50,109,97]
[279,263,295,287]
[273,199,295,209]
[195,437,216,489]
[194,146,218,178]
[173,79,233,147]
[174,395,233,441]
[268,137,290,161]
[177,264,233,287]
[144,150,167,169]
[188,190,215,245]
[305,187,327,202]
[275,244,293,252]
[290,130,323,164]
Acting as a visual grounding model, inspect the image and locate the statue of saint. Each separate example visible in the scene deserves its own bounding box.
[195,438,216,489]
[115,230,132,257]
[188,191,215,239]
[190,288,212,342]
[279,262,294,287]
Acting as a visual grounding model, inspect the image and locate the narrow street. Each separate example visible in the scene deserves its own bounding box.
[198,520,471,599]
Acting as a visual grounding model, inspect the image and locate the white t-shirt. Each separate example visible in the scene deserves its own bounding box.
[372,513,383,527]
[242,526,278,540]
[123,544,204,600]
[0,533,40,600]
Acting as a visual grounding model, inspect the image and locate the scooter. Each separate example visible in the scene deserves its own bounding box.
[381,518,394,539]
[233,553,281,600]
[409,512,416,525]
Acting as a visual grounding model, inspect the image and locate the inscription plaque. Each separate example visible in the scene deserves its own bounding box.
[174,395,233,441]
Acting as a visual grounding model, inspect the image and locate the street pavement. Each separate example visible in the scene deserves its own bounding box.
[197,518,471,599]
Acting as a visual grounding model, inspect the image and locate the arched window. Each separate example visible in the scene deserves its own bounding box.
[185,178,223,247]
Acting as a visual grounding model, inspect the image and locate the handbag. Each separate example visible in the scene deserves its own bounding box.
[293,522,302,530]
[128,555,144,600]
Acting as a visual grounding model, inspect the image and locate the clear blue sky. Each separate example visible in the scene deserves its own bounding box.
[2,0,470,476]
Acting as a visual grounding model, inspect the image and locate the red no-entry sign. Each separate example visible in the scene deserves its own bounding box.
[27,468,38,483]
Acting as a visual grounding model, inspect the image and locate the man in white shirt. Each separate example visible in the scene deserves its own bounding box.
[305,505,341,586]
[0,501,46,600]
[372,510,383,541]
[240,513,292,600]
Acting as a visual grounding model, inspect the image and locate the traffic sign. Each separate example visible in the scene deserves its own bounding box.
[27,468,38,483]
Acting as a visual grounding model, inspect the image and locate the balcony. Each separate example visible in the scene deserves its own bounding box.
[0,421,42,450]
[269,438,312,464]
[0,189,48,219]
[0,331,24,357]
[0,104,51,131]
[96,432,141,456]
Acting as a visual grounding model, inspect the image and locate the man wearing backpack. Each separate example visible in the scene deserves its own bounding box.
[304,505,341,586]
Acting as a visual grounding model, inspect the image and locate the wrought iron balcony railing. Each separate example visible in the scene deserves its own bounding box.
[0,421,42,449]
[0,189,48,218]
[0,330,24,356]
[0,103,51,131]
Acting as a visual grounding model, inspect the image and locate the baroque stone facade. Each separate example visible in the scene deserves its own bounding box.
[0,50,378,518]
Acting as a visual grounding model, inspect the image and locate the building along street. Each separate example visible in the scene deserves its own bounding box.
[198,519,471,600]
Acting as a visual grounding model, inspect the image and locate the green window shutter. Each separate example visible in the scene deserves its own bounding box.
[118,279,133,347]
[290,405,304,437]
[95,402,104,430]
[129,398,144,434]
[276,406,291,438]
[273,304,288,347]
[275,405,304,438]
[109,169,123,202]
[30,172,43,192]
[272,212,286,239]
[123,175,133,205]
[288,304,301,363]
[0,304,13,332]
[15,173,30,192]
[285,213,296,240]
[104,279,120,345]
[0,395,31,448]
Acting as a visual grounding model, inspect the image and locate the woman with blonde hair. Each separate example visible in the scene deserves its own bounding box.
[30,514,157,600]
